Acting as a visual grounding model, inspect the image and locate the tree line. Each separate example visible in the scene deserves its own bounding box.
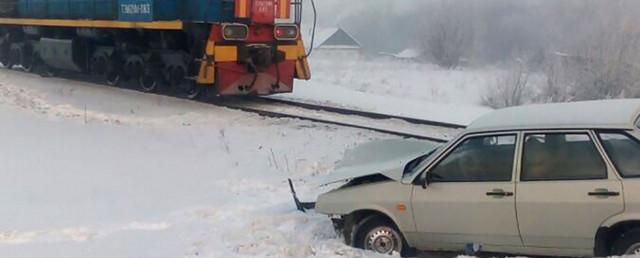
[419,0,640,107]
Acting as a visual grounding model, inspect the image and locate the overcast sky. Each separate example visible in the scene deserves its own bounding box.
[303,0,430,26]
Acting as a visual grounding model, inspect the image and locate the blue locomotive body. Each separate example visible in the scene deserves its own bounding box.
[16,0,233,22]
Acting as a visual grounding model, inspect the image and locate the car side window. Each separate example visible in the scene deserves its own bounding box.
[429,135,516,182]
[598,132,640,178]
[521,133,606,181]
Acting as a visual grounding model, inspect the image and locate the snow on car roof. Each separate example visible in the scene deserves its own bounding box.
[468,99,640,131]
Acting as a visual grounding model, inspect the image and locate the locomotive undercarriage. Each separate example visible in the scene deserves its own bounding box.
[0,24,212,99]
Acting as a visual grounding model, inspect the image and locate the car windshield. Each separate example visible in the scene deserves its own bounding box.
[403,147,441,176]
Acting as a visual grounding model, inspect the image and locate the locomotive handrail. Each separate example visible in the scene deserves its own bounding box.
[303,0,317,57]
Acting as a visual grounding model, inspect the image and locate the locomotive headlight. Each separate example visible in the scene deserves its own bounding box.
[222,24,249,41]
[274,24,299,41]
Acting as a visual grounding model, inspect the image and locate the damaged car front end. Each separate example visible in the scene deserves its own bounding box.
[314,139,441,248]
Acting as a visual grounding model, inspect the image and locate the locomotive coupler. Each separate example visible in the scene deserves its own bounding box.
[238,44,286,71]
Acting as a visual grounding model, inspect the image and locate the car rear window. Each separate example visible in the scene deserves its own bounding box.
[598,132,640,178]
[521,133,607,181]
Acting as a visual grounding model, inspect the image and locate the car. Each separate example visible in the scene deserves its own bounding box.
[316,99,640,257]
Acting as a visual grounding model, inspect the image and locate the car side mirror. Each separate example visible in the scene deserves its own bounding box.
[420,172,442,189]
[419,172,430,189]
[422,175,428,189]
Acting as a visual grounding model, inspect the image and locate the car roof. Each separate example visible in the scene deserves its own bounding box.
[467,99,640,132]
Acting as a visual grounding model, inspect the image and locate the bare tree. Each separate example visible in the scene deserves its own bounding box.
[537,52,572,103]
[483,58,531,108]
[421,1,475,69]
[541,0,640,101]
[412,0,640,104]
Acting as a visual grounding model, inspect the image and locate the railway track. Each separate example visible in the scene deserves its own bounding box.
[210,97,463,142]
[0,67,462,142]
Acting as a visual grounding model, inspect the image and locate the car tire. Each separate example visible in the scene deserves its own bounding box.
[611,228,640,256]
[353,215,414,257]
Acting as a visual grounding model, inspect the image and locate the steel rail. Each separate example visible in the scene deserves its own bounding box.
[211,97,458,142]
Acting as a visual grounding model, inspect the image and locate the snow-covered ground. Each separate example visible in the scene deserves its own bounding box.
[276,54,496,126]
[0,54,506,258]
[0,70,420,258]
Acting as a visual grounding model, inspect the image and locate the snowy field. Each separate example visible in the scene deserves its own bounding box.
[277,53,495,126]
[0,70,420,258]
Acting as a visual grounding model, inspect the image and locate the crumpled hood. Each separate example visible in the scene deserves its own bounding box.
[318,139,439,185]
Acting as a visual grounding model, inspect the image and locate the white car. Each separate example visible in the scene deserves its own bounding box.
[316,99,640,257]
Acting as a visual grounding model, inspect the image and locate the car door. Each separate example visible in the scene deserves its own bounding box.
[411,133,522,249]
[516,131,624,249]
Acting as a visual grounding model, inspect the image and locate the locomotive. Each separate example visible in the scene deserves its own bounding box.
[0,0,312,98]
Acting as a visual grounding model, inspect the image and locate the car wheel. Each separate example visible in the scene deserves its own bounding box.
[612,228,640,256]
[354,216,412,256]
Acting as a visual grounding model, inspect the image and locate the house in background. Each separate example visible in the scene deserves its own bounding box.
[393,48,424,61]
[303,28,427,62]
[304,28,362,56]
[378,48,425,62]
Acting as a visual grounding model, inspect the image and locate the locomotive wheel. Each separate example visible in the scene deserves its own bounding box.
[20,50,35,73]
[139,75,159,93]
[0,53,7,68]
[42,65,58,77]
[166,66,185,89]
[183,82,202,100]
[28,55,44,74]
[15,44,35,72]
[164,65,202,99]
[105,72,121,86]
[138,61,162,93]
[22,57,34,72]
[90,55,107,76]
[0,37,11,69]
[105,59,122,86]
[4,48,15,69]
[124,55,144,79]
[0,55,8,68]
[90,54,120,86]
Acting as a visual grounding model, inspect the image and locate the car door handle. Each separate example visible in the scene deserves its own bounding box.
[486,189,514,197]
[588,189,620,197]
